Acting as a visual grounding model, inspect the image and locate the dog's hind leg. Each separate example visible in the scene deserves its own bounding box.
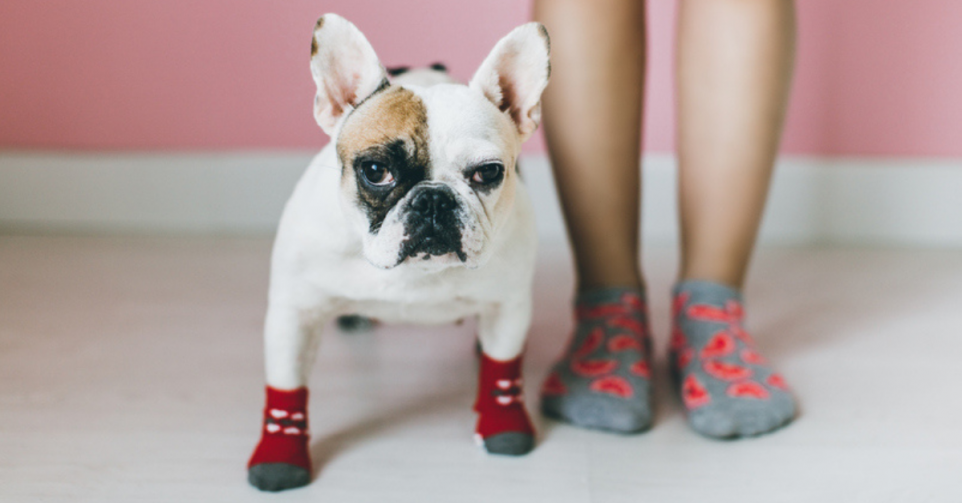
[248,302,328,492]
[335,314,377,333]
[474,299,536,456]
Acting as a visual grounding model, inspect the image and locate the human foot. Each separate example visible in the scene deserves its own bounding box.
[541,287,654,433]
[671,280,797,438]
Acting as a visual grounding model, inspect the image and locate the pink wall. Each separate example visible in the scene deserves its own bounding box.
[1,1,960,157]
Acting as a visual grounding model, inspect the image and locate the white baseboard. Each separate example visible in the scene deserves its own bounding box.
[0,151,309,234]
[1,151,961,246]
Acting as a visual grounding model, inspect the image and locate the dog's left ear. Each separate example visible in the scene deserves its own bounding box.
[470,23,551,142]
[311,14,388,135]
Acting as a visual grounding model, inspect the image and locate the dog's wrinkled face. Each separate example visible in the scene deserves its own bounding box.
[310,14,549,270]
[336,84,519,269]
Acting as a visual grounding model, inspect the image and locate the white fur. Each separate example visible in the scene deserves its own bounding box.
[470,23,551,141]
[262,15,549,390]
[354,82,519,271]
[310,14,387,135]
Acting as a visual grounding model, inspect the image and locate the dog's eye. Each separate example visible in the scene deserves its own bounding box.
[361,161,395,186]
[470,163,504,186]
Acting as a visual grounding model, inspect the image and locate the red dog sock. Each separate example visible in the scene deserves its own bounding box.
[247,387,311,491]
[474,353,535,455]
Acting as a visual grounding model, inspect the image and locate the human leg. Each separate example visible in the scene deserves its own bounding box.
[535,0,654,433]
[672,0,798,438]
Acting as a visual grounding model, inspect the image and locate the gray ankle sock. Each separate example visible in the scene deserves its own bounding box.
[541,287,654,433]
[671,280,797,438]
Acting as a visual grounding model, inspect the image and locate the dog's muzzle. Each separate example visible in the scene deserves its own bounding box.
[398,185,466,263]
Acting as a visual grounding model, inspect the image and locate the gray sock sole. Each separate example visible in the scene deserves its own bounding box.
[248,463,311,492]
[483,432,535,456]
[688,402,795,439]
[542,394,652,434]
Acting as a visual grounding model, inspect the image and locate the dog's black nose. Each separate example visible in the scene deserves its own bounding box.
[399,185,465,263]
[410,187,456,216]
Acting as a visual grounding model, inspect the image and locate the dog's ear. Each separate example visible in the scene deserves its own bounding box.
[311,14,388,135]
[469,23,551,141]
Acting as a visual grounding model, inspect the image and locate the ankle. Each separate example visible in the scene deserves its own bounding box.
[677,272,745,291]
[576,268,644,293]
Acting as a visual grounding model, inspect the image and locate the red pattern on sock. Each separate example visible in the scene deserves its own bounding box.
[629,359,651,378]
[686,299,755,346]
[682,374,711,409]
[474,353,534,441]
[576,292,646,321]
[607,316,646,335]
[700,331,736,359]
[670,326,688,351]
[543,292,651,403]
[248,387,311,472]
[589,375,634,398]
[676,348,694,370]
[741,348,767,365]
[621,292,645,311]
[571,327,604,358]
[541,371,568,396]
[673,292,691,317]
[703,360,753,381]
[608,334,643,352]
[727,381,770,399]
[570,358,619,377]
[672,292,788,408]
[767,373,790,390]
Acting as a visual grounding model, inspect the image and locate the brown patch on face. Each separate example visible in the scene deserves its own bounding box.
[336,86,432,233]
[336,86,429,167]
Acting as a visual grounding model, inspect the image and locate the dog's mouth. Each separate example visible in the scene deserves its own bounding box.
[396,185,467,265]
[396,222,466,264]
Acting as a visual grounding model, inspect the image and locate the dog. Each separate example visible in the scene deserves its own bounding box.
[246,14,550,492]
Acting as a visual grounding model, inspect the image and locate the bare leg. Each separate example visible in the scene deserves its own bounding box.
[535,0,655,434]
[677,0,796,288]
[534,0,646,292]
[671,0,798,439]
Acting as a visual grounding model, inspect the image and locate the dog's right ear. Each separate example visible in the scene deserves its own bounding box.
[310,14,388,135]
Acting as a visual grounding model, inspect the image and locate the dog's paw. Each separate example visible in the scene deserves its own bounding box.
[482,432,535,456]
[248,463,311,492]
[336,315,376,333]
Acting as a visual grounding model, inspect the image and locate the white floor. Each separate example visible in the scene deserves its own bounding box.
[2,235,961,502]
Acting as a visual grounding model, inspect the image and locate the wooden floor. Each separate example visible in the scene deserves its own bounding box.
[2,235,961,502]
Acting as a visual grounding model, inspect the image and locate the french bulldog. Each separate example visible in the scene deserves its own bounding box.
[247,14,550,492]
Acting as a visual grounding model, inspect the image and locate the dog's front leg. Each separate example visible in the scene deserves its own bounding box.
[474,298,536,455]
[248,301,328,492]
